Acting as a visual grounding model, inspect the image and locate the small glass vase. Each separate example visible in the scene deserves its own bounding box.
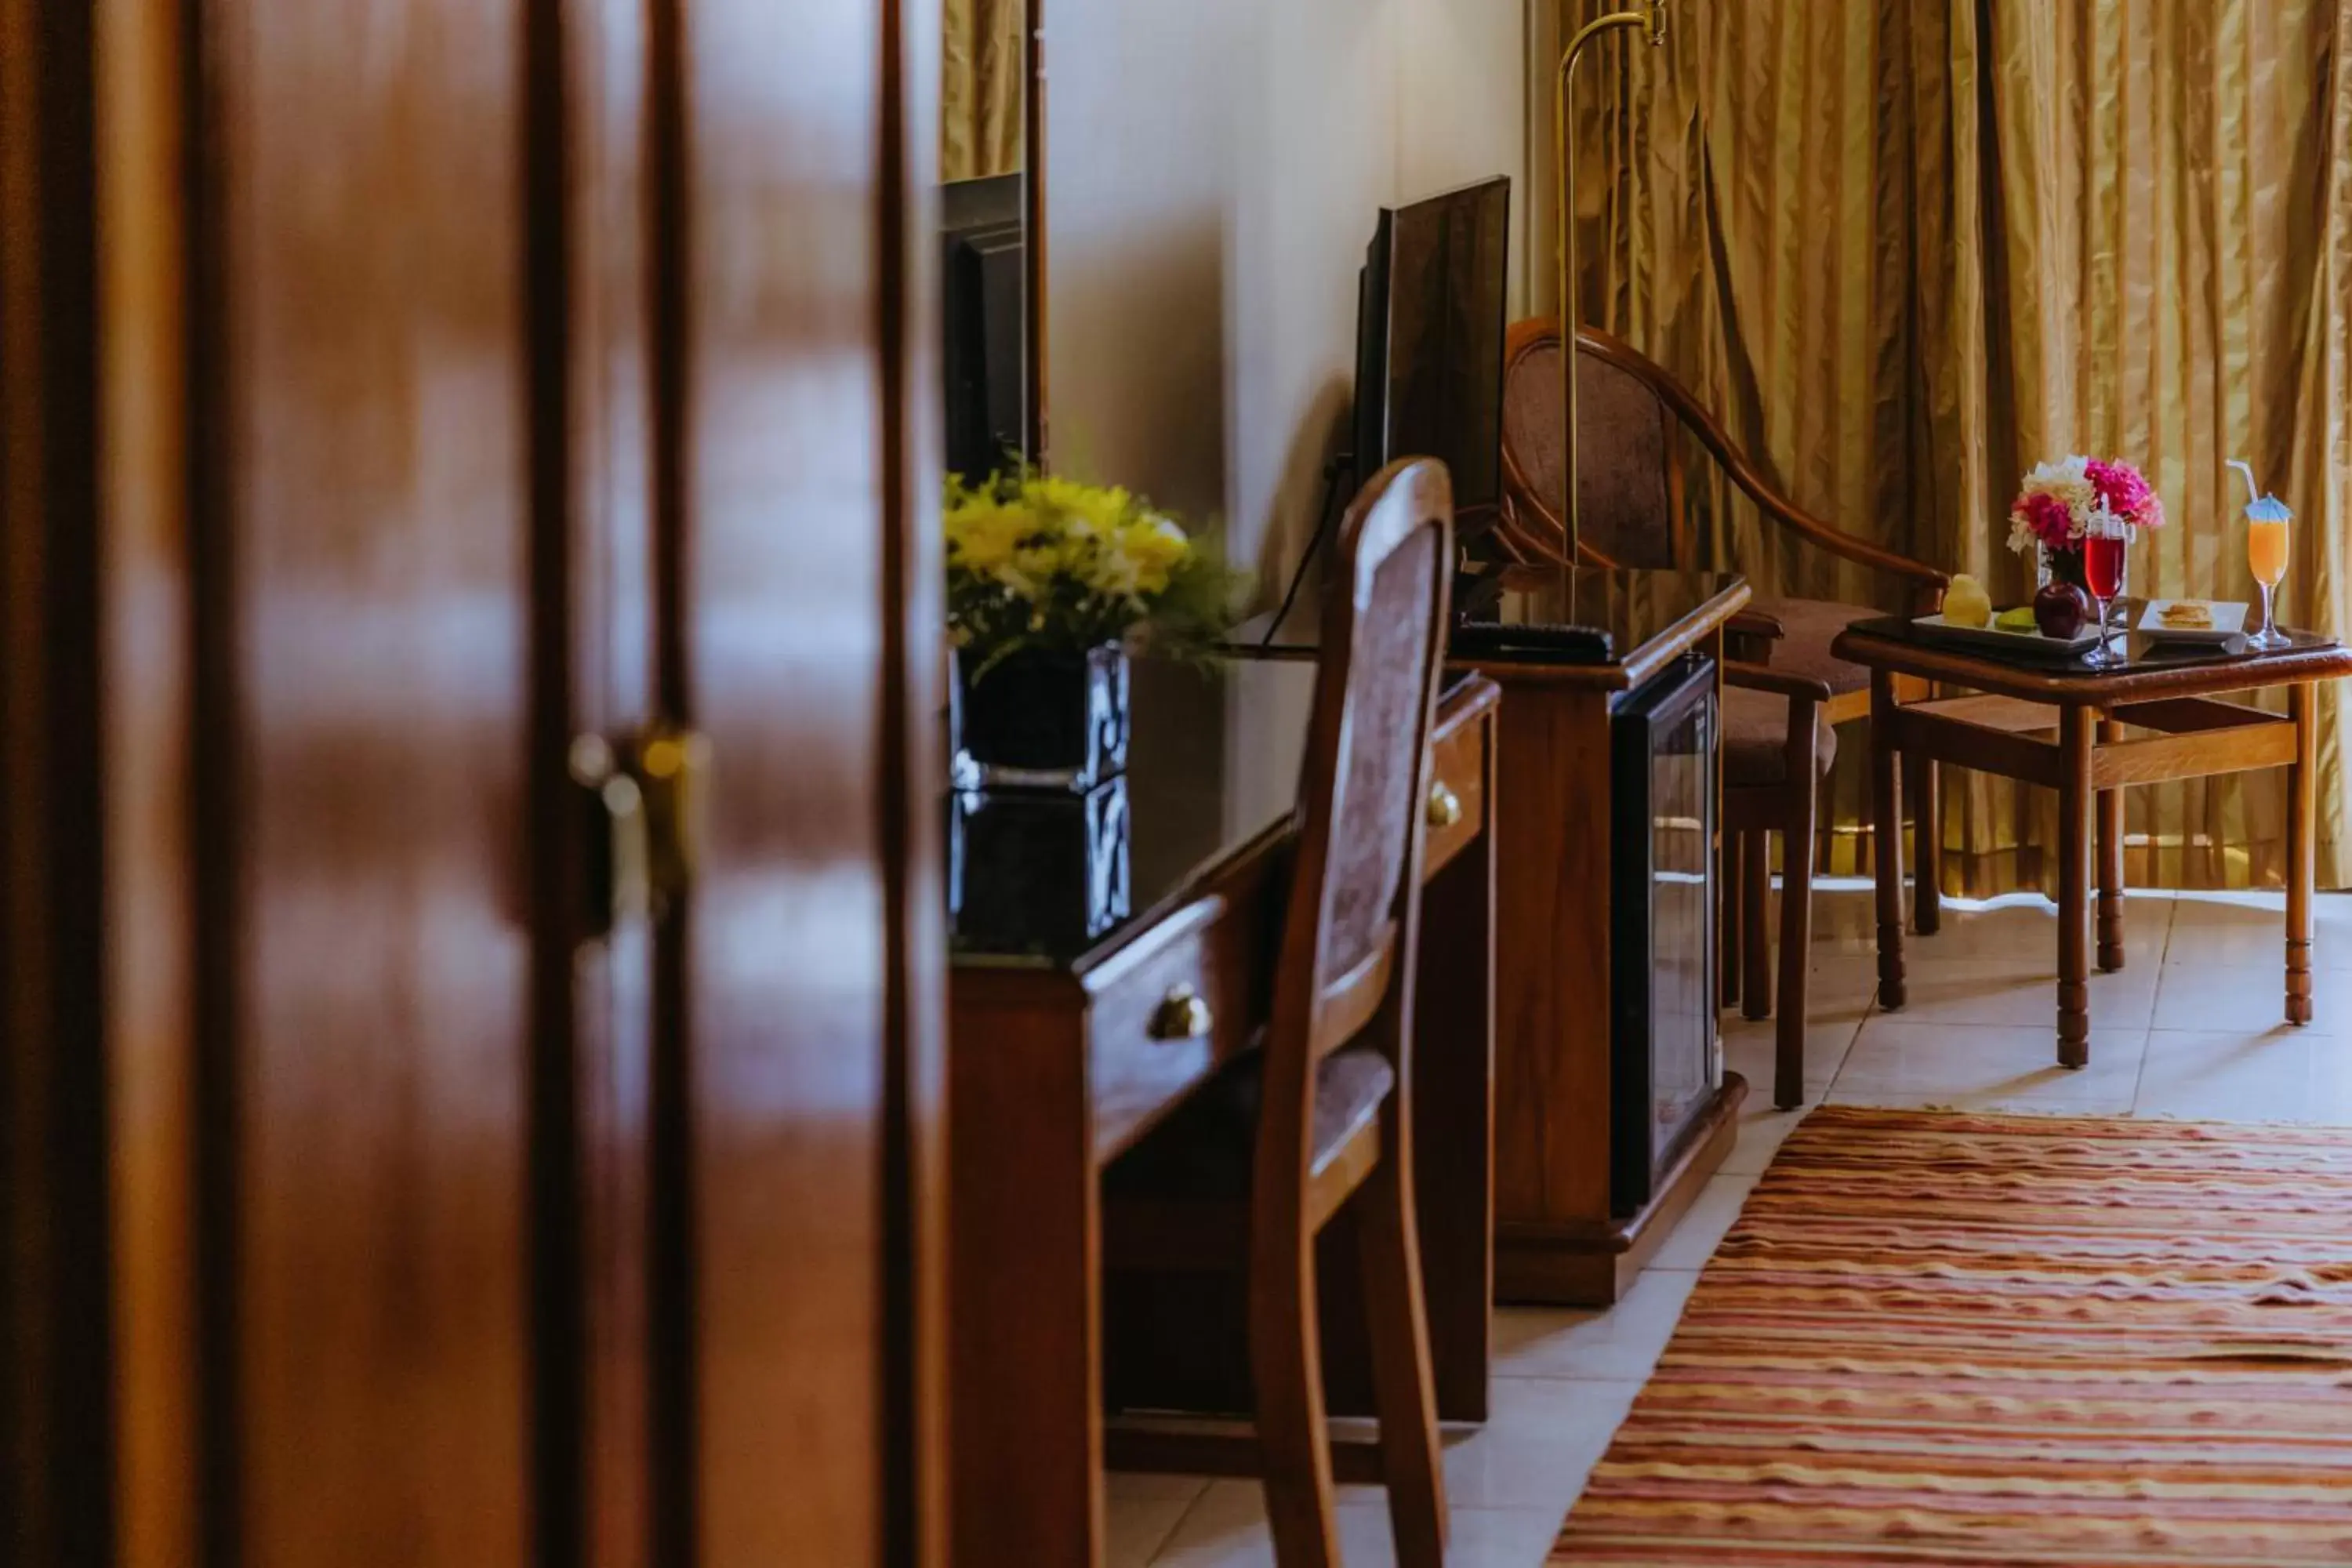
[951,642,1131,792]
[2038,543,2089,593]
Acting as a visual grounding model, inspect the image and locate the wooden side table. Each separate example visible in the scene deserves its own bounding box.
[1830,618,2352,1066]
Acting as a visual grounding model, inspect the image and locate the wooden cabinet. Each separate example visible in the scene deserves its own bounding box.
[0,4,942,1566]
[1455,568,1751,1306]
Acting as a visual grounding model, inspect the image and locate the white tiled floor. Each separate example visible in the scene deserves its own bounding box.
[1118,884,2352,1566]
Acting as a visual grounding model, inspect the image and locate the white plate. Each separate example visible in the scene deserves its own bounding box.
[2138,599,2249,644]
[1911,613,2108,655]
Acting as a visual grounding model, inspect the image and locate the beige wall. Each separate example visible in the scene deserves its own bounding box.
[1044,0,1526,588]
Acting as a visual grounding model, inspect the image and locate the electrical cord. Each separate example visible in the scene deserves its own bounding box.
[1258,451,1353,647]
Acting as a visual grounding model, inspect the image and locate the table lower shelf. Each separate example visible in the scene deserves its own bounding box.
[1897,694,2296,790]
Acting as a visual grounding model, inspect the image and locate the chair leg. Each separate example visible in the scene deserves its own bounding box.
[1720,830,1743,1012]
[1355,1147,1447,1566]
[1774,793,1818,1111]
[1741,828,1771,1021]
[1250,1224,1342,1568]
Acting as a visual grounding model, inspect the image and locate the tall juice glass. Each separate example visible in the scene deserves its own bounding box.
[2247,496,2292,649]
[2082,508,2128,666]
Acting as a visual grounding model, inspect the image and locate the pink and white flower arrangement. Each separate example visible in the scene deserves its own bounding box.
[2006,455,2167,557]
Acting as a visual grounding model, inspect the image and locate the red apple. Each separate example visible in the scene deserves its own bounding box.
[2034,581,2090,640]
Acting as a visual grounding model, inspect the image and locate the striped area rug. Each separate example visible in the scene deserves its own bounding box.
[1553,1106,2352,1565]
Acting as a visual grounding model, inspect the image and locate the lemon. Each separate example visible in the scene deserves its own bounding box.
[1944,573,1992,628]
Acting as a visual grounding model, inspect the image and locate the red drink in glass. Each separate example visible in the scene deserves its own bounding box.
[2085,532,2126,599]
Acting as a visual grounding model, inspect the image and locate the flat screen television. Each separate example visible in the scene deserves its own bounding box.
[942,172,1025,480]
[1352,176,1512,528]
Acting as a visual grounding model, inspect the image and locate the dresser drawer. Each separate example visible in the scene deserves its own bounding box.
[1421,710,1486,875]
[1085,896,1248,1162]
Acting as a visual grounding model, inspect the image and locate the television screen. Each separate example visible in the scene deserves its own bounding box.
[1353,176,1512,521]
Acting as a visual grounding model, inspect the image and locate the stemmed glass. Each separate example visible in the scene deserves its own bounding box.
[2082,504,2129,668]
[2246,496,2293,650]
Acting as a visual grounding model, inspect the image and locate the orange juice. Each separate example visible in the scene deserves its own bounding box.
[2249,516,2290,587]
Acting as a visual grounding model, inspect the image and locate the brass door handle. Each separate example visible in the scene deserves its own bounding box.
[1149,984,1212,1040]
[1425,781,1464,829]
[572,723,712,935]
[631,723,712,913]
[571,735,652,937]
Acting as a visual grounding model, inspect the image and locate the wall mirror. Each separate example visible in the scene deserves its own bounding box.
[939,0,1042,477]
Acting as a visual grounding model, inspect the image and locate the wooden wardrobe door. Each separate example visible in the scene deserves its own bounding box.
[6,0,941,1563]
[194,1,543,1560]
[658,2,942,1566]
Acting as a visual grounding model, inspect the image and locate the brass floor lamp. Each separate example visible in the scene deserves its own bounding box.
[1555,0,1668,567]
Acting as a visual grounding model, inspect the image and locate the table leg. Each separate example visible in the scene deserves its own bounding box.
[950,1008,1102,1568]
[1912,756,1942,935]
[1870,670,1907,1010]
[2288,683,2316,1026]
[1412,800,1494,1422]
[2057,706,2093,1067]
[2097,714,2126,972]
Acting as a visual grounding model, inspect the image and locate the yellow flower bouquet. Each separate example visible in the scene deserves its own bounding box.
[945,470,1240,681]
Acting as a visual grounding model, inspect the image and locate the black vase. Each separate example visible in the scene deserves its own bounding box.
[952,642,1131,791]
[946,776,1132,956]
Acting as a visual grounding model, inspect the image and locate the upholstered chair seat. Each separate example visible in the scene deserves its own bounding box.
[1722,688,1838,787]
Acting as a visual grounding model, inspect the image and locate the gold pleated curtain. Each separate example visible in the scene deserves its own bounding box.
[1543,0,2352,891]
[942,0,1024,183]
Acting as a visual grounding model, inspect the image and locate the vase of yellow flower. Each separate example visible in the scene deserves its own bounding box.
[946,470,1236,790]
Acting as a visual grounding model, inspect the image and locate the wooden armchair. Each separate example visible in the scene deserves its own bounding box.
[1497,320,1947,1105]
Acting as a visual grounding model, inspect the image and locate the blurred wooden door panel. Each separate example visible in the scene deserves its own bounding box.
[200,1,539,1561]
[664,2,940,1566]
[563,2,659,1565]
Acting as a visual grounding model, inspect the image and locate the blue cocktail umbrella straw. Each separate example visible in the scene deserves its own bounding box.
[2228,459,2292,521]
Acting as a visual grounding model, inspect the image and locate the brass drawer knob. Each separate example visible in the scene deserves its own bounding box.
[1149,984,1212,1040]
[1425,781,1464,829]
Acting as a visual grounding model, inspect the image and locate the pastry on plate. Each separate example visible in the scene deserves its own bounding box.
[2158,601,2214,630]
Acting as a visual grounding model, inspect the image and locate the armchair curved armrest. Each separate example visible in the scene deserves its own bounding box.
[1573,328,1951,598]
[1726,608,1784,666]
[1723,661,1835,707]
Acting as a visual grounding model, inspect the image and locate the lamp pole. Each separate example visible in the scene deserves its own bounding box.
[1555,0,1666,568]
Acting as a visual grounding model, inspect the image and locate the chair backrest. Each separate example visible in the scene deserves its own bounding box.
[1254,458,1455,1208]
[1498,318,1689,571]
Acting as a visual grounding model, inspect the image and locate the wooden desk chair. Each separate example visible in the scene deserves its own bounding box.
[1497,320,1945,1106]
[1102,459,1457,1566]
